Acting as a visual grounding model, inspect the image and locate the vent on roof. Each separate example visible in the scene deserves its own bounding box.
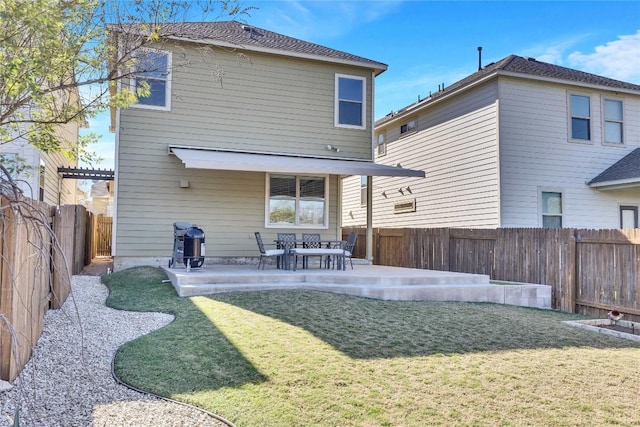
[241,25,253,31]
[394,199,416,214]
[526,57,537,61]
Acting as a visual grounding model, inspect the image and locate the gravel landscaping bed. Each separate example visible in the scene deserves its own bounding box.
[0,275,232,427]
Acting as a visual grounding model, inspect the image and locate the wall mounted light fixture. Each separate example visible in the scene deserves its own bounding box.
[326,144,340,152]
[381,191,387,198]
[398,187,404,195]
[405,186,412,194]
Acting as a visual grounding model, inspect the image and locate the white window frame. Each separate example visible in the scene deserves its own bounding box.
[335,74,366,130]
[265,174,329,229]
[568,92,591,143]
[360,176,367,207]
[400,119,417,137]
[539,189,563,228]
[376,132,386,156]
[130,48,172,111]
[602,97,624,145]
[38,159,46,202]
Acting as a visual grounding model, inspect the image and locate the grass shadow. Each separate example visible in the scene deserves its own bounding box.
[102,266,266,396]
[207,288,640,359]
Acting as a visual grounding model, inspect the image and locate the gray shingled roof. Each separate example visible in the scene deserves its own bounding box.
[109,21,387,72]
[378,54,640,125]
[588,148,640,187]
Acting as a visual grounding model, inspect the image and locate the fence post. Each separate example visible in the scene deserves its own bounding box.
[51,205,74,309]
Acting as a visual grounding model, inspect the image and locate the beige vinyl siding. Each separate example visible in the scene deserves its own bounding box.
[122,42,373,160]
[116,40,380,262]
[342,81,500,228]
[114,132,341,257]
[498,77,640,228]
[341,175,367,227]
[46,120,79,205]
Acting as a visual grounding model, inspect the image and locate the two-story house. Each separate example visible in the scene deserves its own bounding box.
[342,55,640,230]
[110,21,423,269]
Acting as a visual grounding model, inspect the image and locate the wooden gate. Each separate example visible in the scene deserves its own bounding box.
[88,215,112,258]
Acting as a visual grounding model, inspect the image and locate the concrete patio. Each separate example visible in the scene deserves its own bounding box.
[161,263,551,309]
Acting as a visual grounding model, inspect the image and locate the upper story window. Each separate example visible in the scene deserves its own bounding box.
[570,94,590,141]
[376,132,386,156]
[400,119,416,136]
[38,159,46,201]
[267,174,327,228]
[335,74,366,129]
[132,49,172,110]
[604,98,623,144]
[541,191,562,228]
[360,176,367,206]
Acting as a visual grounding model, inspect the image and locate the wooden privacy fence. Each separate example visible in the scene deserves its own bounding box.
[0,197,90,381]
[343,227,640,320]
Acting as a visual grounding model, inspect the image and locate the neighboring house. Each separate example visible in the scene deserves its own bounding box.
[83,180,114,216]
[342,55,640,230]
[110,22,423,269]
[0,119,79,206]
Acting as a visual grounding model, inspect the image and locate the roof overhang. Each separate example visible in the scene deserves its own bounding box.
[168,36,388,76]
[169,147,425,177]
[588,178,640,191]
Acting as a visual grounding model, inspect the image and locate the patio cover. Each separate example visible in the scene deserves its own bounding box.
[170,147,425,177]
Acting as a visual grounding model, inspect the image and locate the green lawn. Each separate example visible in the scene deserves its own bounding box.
[102,266,640,427]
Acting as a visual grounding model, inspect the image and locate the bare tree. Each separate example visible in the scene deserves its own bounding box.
[0,0,253,411]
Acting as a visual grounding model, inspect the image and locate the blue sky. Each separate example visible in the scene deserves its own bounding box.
[85,0,640,168]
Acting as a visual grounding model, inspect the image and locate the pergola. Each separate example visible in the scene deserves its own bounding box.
[57,167,114,181]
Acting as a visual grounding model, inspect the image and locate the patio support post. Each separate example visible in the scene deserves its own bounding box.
[366,175,373,262]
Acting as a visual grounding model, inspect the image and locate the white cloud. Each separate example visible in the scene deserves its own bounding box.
[520,34,590,66]
[567,30,640,83]
[255,0,403,41]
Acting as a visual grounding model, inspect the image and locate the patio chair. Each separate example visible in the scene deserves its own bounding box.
[255,232,285,269]
[343,232,358,269]
[276,233,298,269]
[301,233,323,269]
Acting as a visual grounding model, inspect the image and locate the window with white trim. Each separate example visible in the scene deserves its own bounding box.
[376,132,386,156]
[335,74,365,129]
[131,49,172,110]
[38,159,45,201]
[604,98,623,144]
[360,176,367,206]
[541,191,562,228]
[267,174,327,227]
[400,119,416,136]
[570,94,590,141]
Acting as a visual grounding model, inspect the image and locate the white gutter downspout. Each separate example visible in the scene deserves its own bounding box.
[367,175,373,262]
[367,69,375,263]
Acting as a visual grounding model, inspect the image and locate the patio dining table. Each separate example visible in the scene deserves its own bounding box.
[274,239,346,271]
